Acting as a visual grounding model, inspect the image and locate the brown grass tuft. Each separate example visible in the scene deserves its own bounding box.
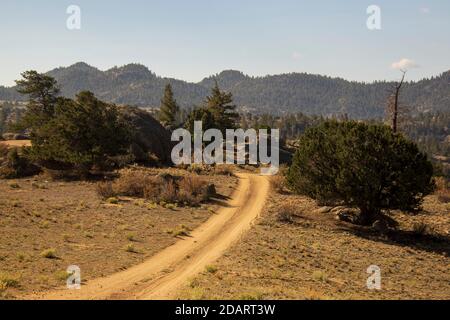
[96,181,116,199]
[97,170,213,207]
[0,143,9,157]
[276,203,297,224]
[214,165,234,176]
[113,170,153,197]
[435,177,450,203]
[270,175,286,193]
[159,180,179,203]
[179,175,206,196]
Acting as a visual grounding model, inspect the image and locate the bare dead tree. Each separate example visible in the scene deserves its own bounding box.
[386,70,407,133]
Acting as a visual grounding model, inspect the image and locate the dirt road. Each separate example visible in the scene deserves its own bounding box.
[0,140,31,148]
[29,172,269,300]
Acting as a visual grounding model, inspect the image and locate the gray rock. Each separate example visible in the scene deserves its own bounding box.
[330,206,347,214]
[314,206,333,214]
[334,208,361,224]
[372,220,389,233]
[2,133,30,140]
[119,106,172,164]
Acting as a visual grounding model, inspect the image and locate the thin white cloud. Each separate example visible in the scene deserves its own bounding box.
[391,58,419,70]
[420,7,430,14]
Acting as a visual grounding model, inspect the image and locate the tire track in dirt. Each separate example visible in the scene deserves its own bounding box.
[29,172,269,300]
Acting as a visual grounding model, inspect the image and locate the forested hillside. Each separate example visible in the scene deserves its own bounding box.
[0,62,449,119]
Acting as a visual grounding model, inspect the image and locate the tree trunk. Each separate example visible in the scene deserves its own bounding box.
[358,207,381,226]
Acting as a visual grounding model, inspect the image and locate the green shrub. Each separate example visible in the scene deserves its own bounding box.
[18,73,131,174]
[0,148,39,178]
[287,121,435,225]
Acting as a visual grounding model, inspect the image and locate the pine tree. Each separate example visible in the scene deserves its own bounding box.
[205,81,239,133]
[159,84,179,129]
[287,120,435,225]
[15,71,60,138]
[16,71,59,121]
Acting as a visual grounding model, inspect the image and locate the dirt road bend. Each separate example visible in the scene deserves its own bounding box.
[30,172,270,300]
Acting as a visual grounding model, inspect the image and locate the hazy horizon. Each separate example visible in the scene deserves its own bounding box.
[1,61,450,89]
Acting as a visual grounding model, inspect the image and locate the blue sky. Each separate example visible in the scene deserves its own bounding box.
[0,0,449,86]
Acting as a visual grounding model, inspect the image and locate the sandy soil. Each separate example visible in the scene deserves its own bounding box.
[177,190,450,300]
[0,167,238,299]
[26,172,269,300]
[0,140,31,148]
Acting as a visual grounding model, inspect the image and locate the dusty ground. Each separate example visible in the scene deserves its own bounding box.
[0,140,31,148]
[0,167,238,299]
[178,190,450,300]
[28,173,268,300]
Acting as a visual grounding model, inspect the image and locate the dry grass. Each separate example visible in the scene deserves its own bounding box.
[205,265,218,274]
[113,170,156,198]
[0,166,238,298]
[214,165,234,176]
[276,202,297,224]
[0,143,9,157]
[0,273,20,289]
[159,180,179,203]
[96,181,116,199]
[98,169,213,207]
[178,192,450,300]
[270,175,286,194]
[179,175,206,195]
[40,249,57,259]
[435,177,450,203]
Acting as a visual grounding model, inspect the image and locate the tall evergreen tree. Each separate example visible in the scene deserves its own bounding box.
[27,91,130,172]
[185,82,239,134]
[15,71,60,136]
[159,84,179,129]
[205,81,239,133]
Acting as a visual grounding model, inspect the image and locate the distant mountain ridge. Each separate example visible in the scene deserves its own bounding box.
[1,62,449,119]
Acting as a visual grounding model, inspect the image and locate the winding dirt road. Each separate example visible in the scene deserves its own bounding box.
[30,172,269,300]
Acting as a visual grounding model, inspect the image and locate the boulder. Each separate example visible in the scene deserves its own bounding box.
[2,133,30,140]
[119,106,173,164]
[334,207,360,224]
[330,206,347,214]
[314,206,333,214]
[372,220,389,233]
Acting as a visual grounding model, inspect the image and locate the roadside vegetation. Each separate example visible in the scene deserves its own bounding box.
[0,69,448,300]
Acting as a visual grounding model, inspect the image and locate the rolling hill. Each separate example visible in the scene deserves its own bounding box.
[1,62,449,119]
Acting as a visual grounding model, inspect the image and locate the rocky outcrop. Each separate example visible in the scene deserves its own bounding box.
[2,133,30,140]
[119,106,173,164]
